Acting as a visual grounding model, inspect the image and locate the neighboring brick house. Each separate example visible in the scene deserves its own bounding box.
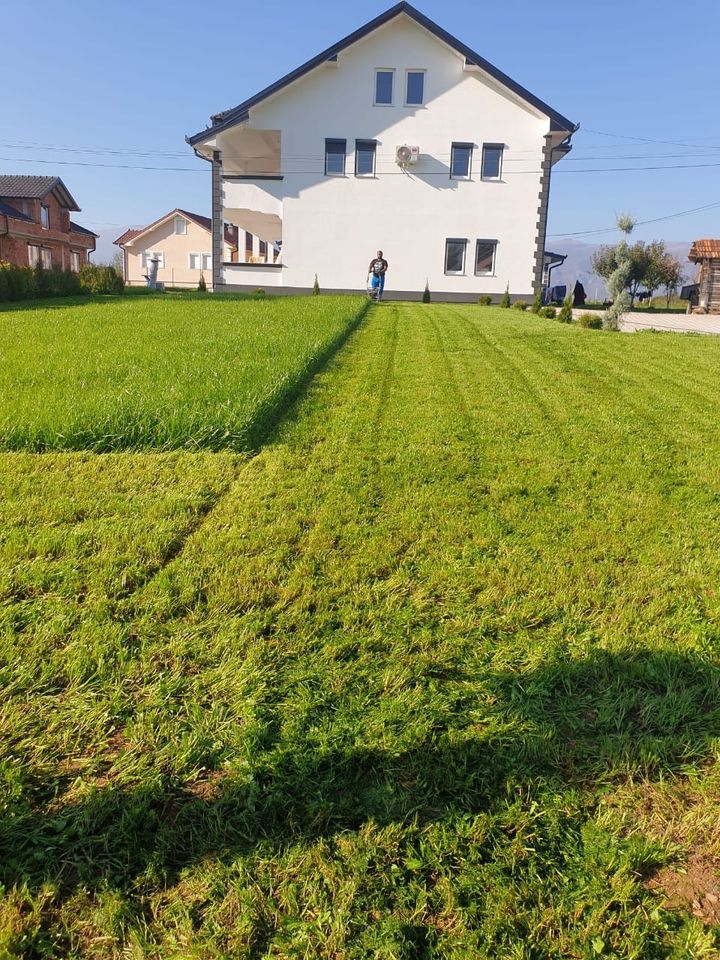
[114,209,241,290]
[0,175,97,271]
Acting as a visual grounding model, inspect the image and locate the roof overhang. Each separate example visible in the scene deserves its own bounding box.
[187,1,577,148]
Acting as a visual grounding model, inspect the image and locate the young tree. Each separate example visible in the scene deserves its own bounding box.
[500,284,511,308]
[592,238,667,307]
[659,253,685,308]
[312,274,320,295]
[531,287,542,314]
[422,281,431,303]
[603,215,636,331]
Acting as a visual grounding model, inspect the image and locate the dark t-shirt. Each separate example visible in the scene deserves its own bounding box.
[369,258,388,276]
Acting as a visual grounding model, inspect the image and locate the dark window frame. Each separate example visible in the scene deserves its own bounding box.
[481,143,504,180]
[355,139,377,176]
[325,138,347,176]
[444,238,468,275]
[475,239,498,276]
[450,142,474,180]
[405,69,425,106]
[374,69,395,106]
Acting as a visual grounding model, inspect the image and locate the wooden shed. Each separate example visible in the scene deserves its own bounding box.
[688,239,720,313]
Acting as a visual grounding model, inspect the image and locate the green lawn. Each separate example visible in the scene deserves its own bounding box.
[0,294,367,451]
[2,302,720,958]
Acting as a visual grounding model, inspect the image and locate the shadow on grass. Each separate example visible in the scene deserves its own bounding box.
[2,649,719,900]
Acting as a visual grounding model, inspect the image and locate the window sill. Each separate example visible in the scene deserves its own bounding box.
[480,178,504,183]
[373,102,395,107]
[450,176,473,182]
[224,261,283,268]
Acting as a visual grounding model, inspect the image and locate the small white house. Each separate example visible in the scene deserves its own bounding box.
[187,1,577,300]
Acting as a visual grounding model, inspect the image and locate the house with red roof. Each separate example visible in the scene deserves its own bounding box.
[0,175,97,271]
[113,209,253,290]
[689,240,720,313]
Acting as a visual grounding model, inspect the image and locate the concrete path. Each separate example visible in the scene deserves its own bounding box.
[572,309,720,336]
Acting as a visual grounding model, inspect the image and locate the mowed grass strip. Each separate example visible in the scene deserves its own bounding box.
[0,294,367,451]
[2,305,720,957]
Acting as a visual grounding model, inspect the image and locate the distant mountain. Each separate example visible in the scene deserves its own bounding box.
[548,240,694,300]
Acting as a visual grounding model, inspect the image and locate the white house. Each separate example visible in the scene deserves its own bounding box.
[187,1,577,301]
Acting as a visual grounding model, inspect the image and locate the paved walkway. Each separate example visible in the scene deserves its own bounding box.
[572,309,720,335]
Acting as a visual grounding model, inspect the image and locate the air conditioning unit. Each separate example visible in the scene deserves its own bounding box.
[396,144,420,166]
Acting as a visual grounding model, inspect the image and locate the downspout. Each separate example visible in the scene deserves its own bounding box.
[533,125,579,298]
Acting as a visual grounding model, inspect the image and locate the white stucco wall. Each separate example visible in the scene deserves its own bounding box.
[215,14,559,297]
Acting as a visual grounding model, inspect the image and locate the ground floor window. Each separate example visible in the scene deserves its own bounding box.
[189,252,211,270]
[28,244,40,267]
[142,251,164,268]
[445,238,467,275]
[70,251,81,272]
[475,240,497,276]
[41,247,52,269]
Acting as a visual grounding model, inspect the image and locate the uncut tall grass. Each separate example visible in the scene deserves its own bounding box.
[0,294,367,451]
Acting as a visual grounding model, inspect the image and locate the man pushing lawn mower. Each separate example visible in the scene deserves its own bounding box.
[367,250,388,301]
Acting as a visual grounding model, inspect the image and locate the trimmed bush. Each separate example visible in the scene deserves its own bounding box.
[422,282,431,303]
[0,260,83,302]
[531,288,542,314]
[513,300,528,311]
[540,306,557,319]
[78,264,124,295]
[577,312,603,329]
[197,273,207,293]
[500,284,511,308]
[252,288,267,297]
[478,295,493,306]
[312,274,320,296]
[558,293,574,324]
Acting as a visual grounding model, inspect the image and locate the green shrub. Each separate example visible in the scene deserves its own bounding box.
[197,273,207,293]
[422,282,431,304]
[531,288,542,314]
[478,295,493,306]
[513,300,528,311]
[78,263,124,295]
[558,293,573,324]
[312,274,320,296]
[540,306,557,319]
[252,288,267,298]
[500,284,511,308]
[577,312,603,329]
[0,260,81,302]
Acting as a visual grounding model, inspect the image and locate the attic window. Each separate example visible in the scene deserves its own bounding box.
[405,71,425,106]
[174,216,187,235]
[374,69,394,106]
[40,204,49,229]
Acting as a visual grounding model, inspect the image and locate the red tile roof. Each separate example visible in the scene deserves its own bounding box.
[689,239,720,262]
[113,228,142,246]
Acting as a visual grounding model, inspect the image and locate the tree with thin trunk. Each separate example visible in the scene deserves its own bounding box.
[659,253,685,308]
[603,215,635,331]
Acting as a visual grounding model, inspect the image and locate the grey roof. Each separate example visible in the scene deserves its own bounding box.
[0,175,80,211]
[0,199,33,223]
[70,221,99,238]
[188,1,577,146]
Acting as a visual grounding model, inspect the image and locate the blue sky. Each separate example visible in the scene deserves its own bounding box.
[4,0,719,261]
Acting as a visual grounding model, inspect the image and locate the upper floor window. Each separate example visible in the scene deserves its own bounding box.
[40,204,49,229]
[374,69,394,105]
[450,142,473,179]
[355,140,377,176]
[481,143,504,180]
[174,216,187,235]
[405,70,425,106]
[325,138,347,176]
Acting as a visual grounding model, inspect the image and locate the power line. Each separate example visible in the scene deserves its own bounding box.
[548,199,720,238]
